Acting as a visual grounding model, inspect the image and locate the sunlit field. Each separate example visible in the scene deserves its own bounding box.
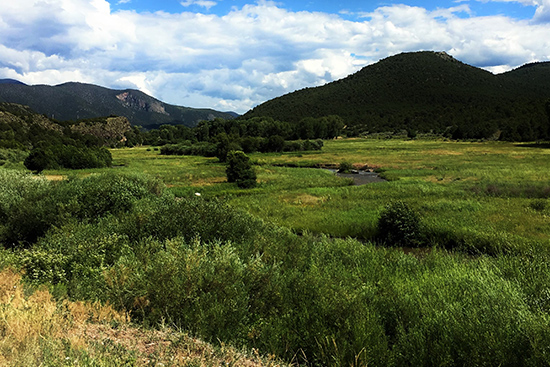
[66,138,550,255]
[5,137,550,366]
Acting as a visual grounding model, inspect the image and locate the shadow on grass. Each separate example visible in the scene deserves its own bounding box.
[515,143,550,149]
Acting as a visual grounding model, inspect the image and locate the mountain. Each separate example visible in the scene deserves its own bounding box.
[0,79,26,85]
[0,81,236,128]
[243,51,550,140]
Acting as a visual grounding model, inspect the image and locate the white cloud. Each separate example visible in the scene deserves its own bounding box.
[0,0,549,114]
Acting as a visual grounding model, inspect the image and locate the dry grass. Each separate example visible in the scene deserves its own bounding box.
[0,268,290,367]
[283,193,326,207]
[44,174,66,181]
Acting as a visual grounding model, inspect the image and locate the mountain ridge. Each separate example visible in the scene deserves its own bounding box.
[243,51,550,140]
[0,80,236,128]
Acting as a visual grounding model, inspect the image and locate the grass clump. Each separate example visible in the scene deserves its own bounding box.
[0,170,164,247]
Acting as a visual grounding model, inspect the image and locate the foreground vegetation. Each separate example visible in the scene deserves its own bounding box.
[3,137,550,366]
[0,267,288,367]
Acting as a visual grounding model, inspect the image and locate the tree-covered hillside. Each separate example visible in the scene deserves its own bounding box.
[244,51,550,140]
[0,81,236,128]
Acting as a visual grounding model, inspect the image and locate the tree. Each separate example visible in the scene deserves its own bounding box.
[262,135,285,153]
[226,151,256,188]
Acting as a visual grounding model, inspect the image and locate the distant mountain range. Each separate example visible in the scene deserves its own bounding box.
[244,51,550,140]
[2,51,549,140]
[0,80,237,128]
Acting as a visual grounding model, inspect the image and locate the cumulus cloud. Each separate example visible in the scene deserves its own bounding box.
[0,0,549,114]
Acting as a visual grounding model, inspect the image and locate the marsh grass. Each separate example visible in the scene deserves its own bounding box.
[32,139,550,254]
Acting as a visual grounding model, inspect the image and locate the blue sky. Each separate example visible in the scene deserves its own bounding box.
[0,0,549,113]
[109,0,537,19]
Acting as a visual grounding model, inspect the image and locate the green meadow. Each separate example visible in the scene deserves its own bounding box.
[81,138,550,255]
[4,138,550,366]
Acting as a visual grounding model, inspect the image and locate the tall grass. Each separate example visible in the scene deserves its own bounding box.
[0,268,289,367]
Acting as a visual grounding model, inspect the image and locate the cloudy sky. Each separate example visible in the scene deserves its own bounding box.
[0,0,549,114]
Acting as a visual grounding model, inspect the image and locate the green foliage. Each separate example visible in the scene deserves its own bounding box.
[160,137,323,157]
[0,172,163,247]
[0,170,51,239]
[160,142,217,157]
[8,138,550,366]
[377,201,422,247]
[4,168,550,366]
[262,135,285,153]
[24,145,112,171]
[0,148,26,166]
[337,161,353,173]
[24,148,55,172]
[530,199,547,212]
[226,151,257,188]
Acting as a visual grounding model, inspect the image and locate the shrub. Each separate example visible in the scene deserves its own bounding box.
[160,142,217,157]
[241,136,262,153]
[24,145,112,171]
[338,161,353,173]
[377,201,422,247]
[0,172,164,247]
[261,135,285,153]
[226,151,257,188]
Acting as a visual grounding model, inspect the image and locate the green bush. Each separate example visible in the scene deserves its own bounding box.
[377,201,422,247]
[338,161,353,173]
[0,172,163,247]
[24,145,112,171]
[226,150,257,188]
[160,142,217,157]
[0,148,27,165]
[117,196,262,249]
[24,148,56,172]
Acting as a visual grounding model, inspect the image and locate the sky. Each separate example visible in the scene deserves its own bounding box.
[0,1,549,114]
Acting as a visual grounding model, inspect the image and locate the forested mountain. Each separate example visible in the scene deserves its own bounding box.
[0,80,236,128]
[244,51,550,140]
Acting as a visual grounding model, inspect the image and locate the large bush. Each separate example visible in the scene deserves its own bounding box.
[24,145,112,172]
[24,148,56,172]
[0,172,163,247]
[377,201,422,247]
[226,150,257,188]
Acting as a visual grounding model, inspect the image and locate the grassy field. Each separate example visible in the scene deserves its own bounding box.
[5,139,550,366]
[43,138,549,255]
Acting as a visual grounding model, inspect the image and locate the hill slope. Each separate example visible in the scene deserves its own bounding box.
[0,81,236,128]
[244,51,550,139]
